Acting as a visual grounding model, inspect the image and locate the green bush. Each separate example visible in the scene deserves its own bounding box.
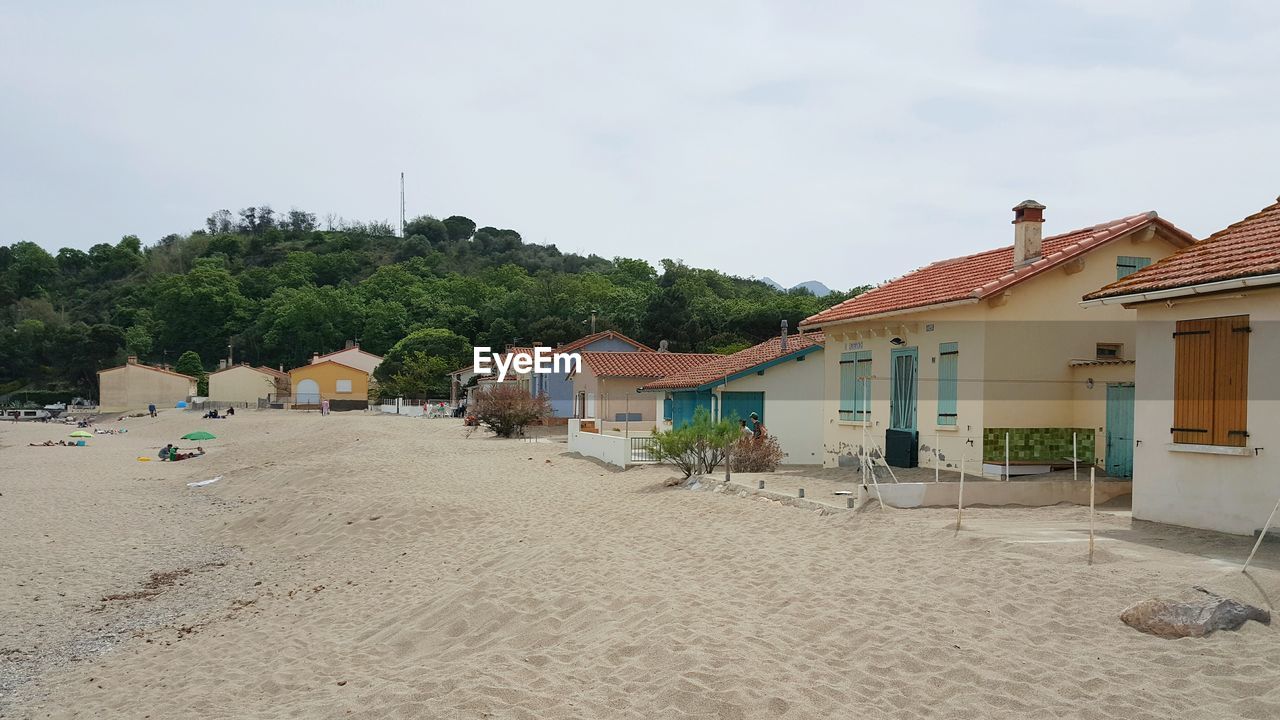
[649,408,738,478]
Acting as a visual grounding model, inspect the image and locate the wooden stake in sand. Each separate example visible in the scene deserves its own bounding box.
[1004,431,1010,482]
[955,452,966,531]
[935,432,940,483]
[1242,494,1280,574]
[1088,466,1096,566]
[1072,432,1078,484]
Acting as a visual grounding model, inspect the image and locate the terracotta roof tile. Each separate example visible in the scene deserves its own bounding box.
[642,332,825,391]
[802,213,1194,327]
[578,351,721,378]
[1085,198,1280,299]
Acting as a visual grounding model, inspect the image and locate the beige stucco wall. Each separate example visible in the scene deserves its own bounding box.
[711,348,824,464]
[1128,286,1280,535]
[290,362,370,402]
[98,364,196,413]
[209,366,279,404]
[818,229,1185,474]
[821,305,988,472]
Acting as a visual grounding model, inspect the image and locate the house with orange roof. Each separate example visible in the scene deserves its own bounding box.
[309,343,383,376]
[97,355,197,413]
[208,363,290,405]
[1082,195,1280,535]
[641,327,826,464]
[570,350,721,434]
[801,201,1195,476]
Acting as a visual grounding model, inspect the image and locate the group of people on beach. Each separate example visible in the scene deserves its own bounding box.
[157,444,206,462]
[28,440,79,447]
[203,407,234,419]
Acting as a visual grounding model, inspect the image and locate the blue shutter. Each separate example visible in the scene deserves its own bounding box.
[937,342,958,426]
[840,351,871,421]
[1116,256,1152,280]
[662,396,672,421]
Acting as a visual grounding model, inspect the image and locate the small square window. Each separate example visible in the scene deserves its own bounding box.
[1096,343,1123,360]
[336,379,353,393]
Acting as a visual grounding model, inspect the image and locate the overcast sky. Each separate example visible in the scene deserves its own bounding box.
[3,1,1280,289]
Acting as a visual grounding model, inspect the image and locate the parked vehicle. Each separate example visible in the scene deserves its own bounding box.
[2,408,53,422]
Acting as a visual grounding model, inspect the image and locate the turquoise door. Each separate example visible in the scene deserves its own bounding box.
[890,348,918,432]
[1106,383,1135,477]
[672,390,713,428]
[721,391,764,426]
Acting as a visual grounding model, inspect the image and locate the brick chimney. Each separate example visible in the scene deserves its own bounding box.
[126,355,138,365]
[780,319,789,352]
[1012,200,1046,267]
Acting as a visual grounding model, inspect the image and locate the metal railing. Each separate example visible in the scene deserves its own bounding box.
[630,436,658,463]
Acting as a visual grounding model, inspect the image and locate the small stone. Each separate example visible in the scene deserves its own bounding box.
[337,680,347,686]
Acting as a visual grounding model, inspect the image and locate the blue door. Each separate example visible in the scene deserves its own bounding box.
[1106,383,1135,477]
[671,390,713,428]
[890,348,918,432]
[721,391,764,426]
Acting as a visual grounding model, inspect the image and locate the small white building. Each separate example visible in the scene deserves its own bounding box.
[642,331,826,465]
[1083,196,1280,536]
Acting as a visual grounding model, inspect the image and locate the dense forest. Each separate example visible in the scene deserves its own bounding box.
[0,206,868,401]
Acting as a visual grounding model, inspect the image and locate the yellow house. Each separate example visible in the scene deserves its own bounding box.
[208,364,290,405]
[98,356,197,413]
[288,360,370,410]
[801,201,1195,478]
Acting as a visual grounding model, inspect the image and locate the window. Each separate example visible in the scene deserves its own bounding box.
[336,379,353,394]
[1117,256,1152,280]
[839,351,872,421]
[1172,315,1249,447]
[1096,343,1123,360]
[937,342,958,426]
[662,396,673,421]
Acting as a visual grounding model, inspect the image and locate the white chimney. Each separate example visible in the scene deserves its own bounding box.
[1012,200,1046,267]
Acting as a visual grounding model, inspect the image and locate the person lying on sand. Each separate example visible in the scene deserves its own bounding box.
[28,440,68,446]
[172,446,206,461]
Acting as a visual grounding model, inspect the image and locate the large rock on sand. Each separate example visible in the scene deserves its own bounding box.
[1121,587,1270,638]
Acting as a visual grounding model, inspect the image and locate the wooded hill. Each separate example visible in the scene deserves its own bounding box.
[0,206,867,400]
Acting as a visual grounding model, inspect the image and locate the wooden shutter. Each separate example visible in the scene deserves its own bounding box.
[839,352,858,420]
[1212,315,1250,447]
[937,342,958,426]
[1172,319,1214,444]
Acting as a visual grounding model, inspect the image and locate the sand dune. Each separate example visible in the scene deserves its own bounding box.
[2,411,1277,719]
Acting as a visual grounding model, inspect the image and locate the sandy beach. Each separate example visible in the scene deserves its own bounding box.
[2,410,1278,719]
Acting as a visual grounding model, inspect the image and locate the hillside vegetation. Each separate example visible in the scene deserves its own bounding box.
[0,206,867,399]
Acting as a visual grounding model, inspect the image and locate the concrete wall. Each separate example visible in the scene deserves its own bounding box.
[567,418,631,467]
[712,348,824,464]
[208,366,278,405]
[1128,286,1280,535]
[98,363,196,413]
[871,479,1132,508]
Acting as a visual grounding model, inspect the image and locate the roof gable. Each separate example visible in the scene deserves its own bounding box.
[98,361,196,381]
[1085,198,1280,300]
[313,345,383,362]
[291,359,368,375]
[642,332,825,391]
[556,331,653,354]
[803,213,1194,327]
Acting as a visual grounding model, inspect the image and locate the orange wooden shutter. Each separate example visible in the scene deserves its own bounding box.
[1172,319,1214,444]
[1212,315,1250,447]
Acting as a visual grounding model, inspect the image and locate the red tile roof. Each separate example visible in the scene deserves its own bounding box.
[578,351,722,378]
[802,213,1194,327]
[641,332,825,391]
[1085,198,1280,300]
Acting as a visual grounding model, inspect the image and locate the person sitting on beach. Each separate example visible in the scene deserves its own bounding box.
[158,443,174,461]
[226,406,235,416]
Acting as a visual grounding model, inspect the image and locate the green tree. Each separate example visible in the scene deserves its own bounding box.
[374,327,472,392]
[174,350,208,395]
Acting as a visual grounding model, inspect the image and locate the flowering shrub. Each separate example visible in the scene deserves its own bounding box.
[469,384,550,437]
[730,434,785,472]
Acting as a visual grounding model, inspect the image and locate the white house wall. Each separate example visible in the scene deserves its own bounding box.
[714,348,824,465]
[1131,287,1280,535]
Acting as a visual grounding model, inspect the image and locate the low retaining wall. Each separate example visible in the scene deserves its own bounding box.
[870,479,1131,508]
[568,419,630,468]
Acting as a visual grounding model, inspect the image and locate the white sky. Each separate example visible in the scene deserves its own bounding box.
[3,1,1279,290]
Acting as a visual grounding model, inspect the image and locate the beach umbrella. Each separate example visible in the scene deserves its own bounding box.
[181,430,216,441]
[69,430,92,438]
